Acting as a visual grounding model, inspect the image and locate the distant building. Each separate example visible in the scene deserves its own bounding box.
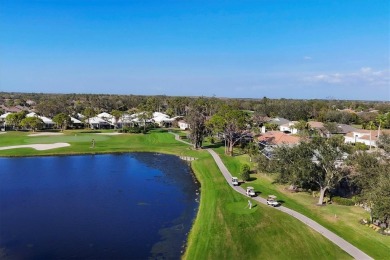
[26,112,55,129]
[268,117,290,127]
[178,120,190,130]
[344,129,390,148]
[279,121,299,134]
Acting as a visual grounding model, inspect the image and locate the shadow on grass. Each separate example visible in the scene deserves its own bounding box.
[152,128,168,133]
[79,130,102,133]
[202,143,224,149]
[37,129,62,133]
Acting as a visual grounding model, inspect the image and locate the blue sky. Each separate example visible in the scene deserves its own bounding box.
[1,0,389,100]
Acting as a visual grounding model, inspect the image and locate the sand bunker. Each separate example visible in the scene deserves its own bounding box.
[28,132,64,137]
[0,143,70,151]
[95,132,122,135]
[0,132,6,134]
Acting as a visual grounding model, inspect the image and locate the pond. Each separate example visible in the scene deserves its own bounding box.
[0,153,199,259]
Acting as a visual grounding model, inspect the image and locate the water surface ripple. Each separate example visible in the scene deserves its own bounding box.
[0,153,199,259]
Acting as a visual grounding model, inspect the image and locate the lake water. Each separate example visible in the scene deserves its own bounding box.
[0,153,199,259]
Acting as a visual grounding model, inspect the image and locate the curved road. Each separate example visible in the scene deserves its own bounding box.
[169,132,373,260]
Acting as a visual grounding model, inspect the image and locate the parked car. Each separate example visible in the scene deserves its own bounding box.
[231,177,239,186]
[266,195,280,207]
[246,186,256,197]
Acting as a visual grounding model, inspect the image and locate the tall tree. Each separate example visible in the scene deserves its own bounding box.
[137,105,153,132]
[186,99,207,149]
[52,113,71,131]
[349,152,390,224]
[274,138,350,205]
[377,133,390,153]
[20,117,44,132]
[207,105,248,156]
[5,111,26,130]
[376,114,387,139]
[83,107,97,129]
[111,110,123,129]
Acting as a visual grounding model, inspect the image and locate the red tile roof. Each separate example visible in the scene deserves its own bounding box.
[258,131,301,146]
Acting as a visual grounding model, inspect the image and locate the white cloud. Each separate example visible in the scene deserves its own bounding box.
[303,67,390,86]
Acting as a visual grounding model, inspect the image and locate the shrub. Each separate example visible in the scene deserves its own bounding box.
[240,164,250,181]
[120,127,142,133]
[331,196,355,206]
[354,142,368,151]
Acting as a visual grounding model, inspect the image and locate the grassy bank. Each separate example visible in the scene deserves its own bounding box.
[213,146,390,259]
[0,130,351,259]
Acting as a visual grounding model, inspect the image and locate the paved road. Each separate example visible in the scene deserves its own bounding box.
[169,132,373,260]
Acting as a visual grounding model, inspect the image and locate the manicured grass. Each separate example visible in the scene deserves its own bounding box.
[185,157,350,260]
[0,130,352,259]
[213,147,390,259]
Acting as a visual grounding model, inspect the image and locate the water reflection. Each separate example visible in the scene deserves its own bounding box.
[0,153,199,259]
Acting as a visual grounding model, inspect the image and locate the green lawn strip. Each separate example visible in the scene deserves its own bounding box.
[214,148,390,259]
[0,131,351,259]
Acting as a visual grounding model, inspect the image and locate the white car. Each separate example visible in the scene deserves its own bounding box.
[232,177,239,186]
[266,195,280,207]
[246,186,256,197]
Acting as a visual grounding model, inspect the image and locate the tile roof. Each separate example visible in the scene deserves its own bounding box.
[308,121,324,128]
[257,131,301,146]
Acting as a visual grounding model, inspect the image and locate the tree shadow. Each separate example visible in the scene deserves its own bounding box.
[80,130,102,133]
[202,142,224,149]
[37,129,62,133]
[248,177,257,181]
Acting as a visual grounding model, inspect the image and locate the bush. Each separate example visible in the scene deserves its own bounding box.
[354,142,368,151]
[120,127,142,133]
[240,164,250,181]
[331,196,355,206]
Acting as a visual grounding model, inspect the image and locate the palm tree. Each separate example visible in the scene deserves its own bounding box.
[138,110,153,132]
[376,114,387,139]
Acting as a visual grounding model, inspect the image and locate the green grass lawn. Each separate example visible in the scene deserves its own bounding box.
[212,146,390,259]
[0,130,354,259]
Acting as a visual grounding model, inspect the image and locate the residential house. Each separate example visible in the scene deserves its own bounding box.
[268,117,290,127]
[0,112,12,130]
[279,121,299,134]
[152,112,175,127]
[257,131,301,159]
[87,117,111,129]
[70,117,83,129]
[97,112,116,126]
[336,124,357,135]
[26,112,55,129]
[178,120,190,130]
[257,131,301,147]
[344,129,390,148]
[307,121,328,137]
